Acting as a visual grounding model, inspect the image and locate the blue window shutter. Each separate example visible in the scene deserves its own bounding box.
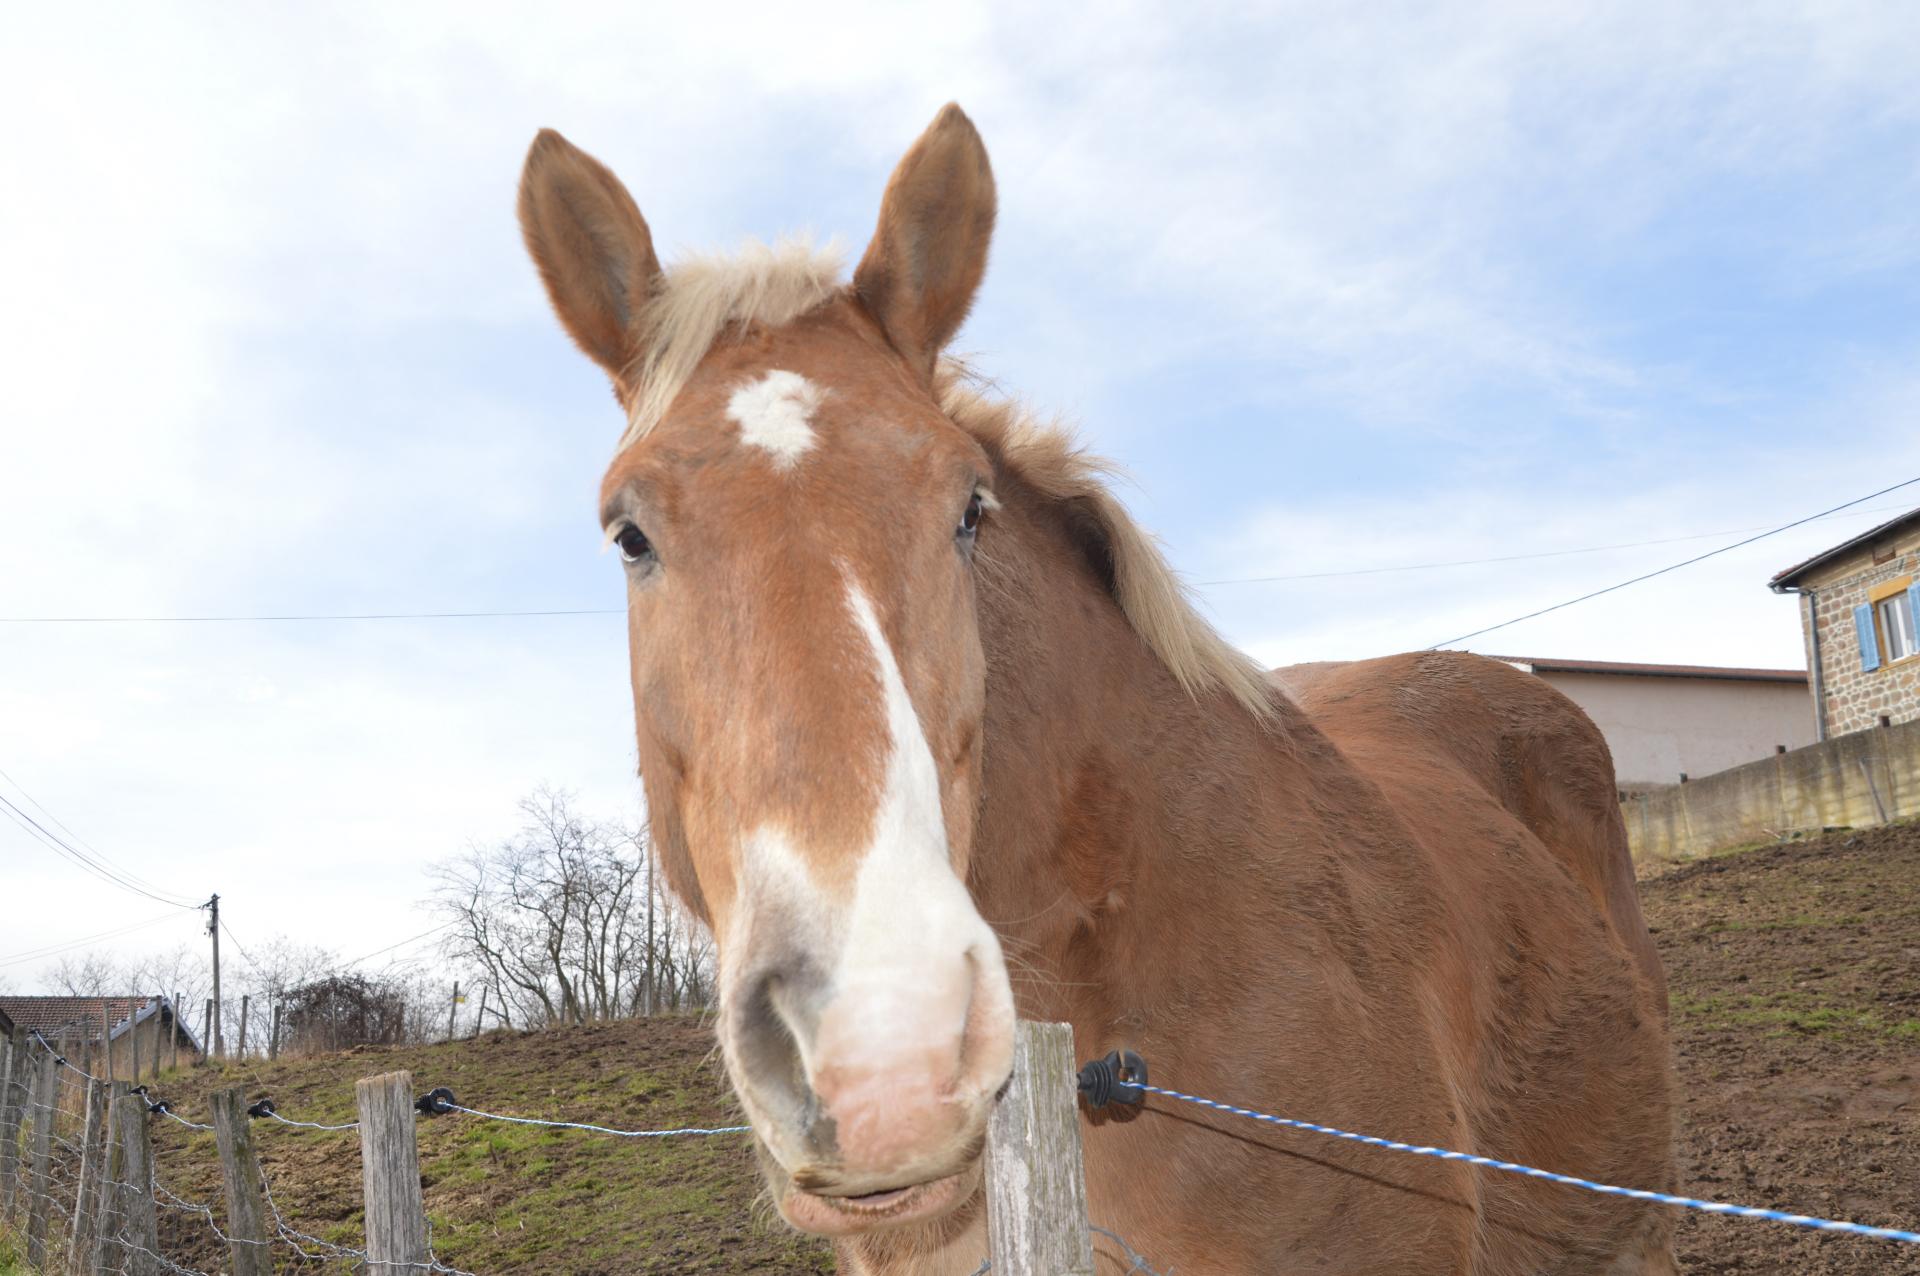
[1855,602,1880,672]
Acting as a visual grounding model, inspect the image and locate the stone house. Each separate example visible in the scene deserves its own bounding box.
[1770,506,1920,740]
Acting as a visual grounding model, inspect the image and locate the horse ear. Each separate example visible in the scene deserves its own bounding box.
[854,104,996,384]
[518,129,662,394]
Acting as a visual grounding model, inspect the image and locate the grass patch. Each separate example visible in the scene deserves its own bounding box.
[1671,992,1920,1040]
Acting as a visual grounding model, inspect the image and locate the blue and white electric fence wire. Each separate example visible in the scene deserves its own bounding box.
[1137,1082,1920,1247]
[443,1101,750,1138]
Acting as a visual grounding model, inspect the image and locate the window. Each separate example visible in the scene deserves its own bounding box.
[1856,576,1918,671]
[1879,591,1918,663]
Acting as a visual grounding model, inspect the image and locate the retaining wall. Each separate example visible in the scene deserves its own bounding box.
[1623,717,1920,862]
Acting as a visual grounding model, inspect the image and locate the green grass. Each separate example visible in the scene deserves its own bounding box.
[1671,991,1920,1041]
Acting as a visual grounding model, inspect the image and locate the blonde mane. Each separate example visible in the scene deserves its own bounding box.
[619,237,845,452]
[622,239,1278,726]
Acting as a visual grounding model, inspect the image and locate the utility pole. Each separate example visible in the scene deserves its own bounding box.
[208,894,225,1058]
[644,863,656,1018]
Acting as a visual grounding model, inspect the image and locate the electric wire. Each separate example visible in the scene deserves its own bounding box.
[1427,474,1920,650]
[0,764,196,903]
[0,790,203,911]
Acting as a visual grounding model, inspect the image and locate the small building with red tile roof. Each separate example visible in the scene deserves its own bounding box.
[0,994,202,1078]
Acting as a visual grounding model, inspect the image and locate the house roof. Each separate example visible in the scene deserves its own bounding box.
[0,995,203,1053]
[1769,505,1920,590]
[1490,655,1807,684]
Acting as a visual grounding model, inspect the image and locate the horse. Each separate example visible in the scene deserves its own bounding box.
[515,104,1677,1275]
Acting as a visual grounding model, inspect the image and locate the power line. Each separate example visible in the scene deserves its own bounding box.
[342,920,459,969]
[1196,502,1916,587]
[1,503,1912,621]
[0,911,185,969]
[0,790,203,911]
[1427,474,1920,650]
[0,765,203,905]
[0,608,622,624]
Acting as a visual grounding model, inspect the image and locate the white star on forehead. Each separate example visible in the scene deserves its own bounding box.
[726,369,824,468]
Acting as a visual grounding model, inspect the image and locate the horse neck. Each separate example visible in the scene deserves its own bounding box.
[967,482,1312,1033]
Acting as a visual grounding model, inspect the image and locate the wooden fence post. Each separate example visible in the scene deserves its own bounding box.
[66,1078,111,1276]
[131,1014,144,1085]
[984,1021,1095,1276]
[112,1084,162,1276]
[357,1070,430,1275]
[102,1007,116,1087]
[209,1086,275,1275]
[269,1004,283,1061]
[0,1026,24,1220]
[26,1044,58,1267]
[237,996,251,1064]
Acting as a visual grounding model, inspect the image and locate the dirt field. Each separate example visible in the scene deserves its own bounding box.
[1646,821,1920,1273]
[106,822,1920,1273]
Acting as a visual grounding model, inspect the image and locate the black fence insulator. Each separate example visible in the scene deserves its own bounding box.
[148,1099,172,1115]
[1077,1049,1149,1109]
[247,1098,277,1119]
[415,1086,456,1116]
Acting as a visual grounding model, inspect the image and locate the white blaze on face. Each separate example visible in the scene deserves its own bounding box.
[726,369,823,468]
[805,584,1009,1126]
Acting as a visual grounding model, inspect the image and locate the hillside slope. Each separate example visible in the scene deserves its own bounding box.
[111,821,1920,1275]
[141,1017,832,1274]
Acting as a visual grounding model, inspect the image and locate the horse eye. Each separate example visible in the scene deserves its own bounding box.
[613,525,653,564]
[958,493,984,539]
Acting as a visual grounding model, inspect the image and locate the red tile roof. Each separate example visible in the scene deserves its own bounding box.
[0,995,201,1052]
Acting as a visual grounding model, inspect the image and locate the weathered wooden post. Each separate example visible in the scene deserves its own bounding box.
[26,1043,58,1266]
[269,1004,283,1061]
[0,1026,24,1220]
[131,1013,144,1085]
[67,1077,111,1276]
[209,1086,275,1275]
[102,1006,116,1087]
[112,1083,162,1276]
[357,1070,430,1274]
[984,1022,1095,1276]
[237,996,252,1063]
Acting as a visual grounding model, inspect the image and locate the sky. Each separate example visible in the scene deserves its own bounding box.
[3,3,1919,988]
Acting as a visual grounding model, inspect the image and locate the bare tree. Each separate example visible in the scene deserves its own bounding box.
[432,787,712,1029]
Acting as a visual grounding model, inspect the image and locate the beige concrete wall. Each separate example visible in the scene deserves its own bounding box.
[1533,671,1815,790]
[1624,717,1920,862]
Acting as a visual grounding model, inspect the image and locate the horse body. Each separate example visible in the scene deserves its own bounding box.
[514,103,1677,1275]
[896,441,1679,1274]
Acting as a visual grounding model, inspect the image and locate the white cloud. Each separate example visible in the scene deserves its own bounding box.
[3,2,1918,977]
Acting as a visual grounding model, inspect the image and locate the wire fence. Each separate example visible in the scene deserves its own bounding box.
[1,1028,1168,1275]
[16,1014,1915,1276]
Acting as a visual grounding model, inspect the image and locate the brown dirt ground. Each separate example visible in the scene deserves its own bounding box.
[1645,819,1920,1274]
[98,821,1920,1274]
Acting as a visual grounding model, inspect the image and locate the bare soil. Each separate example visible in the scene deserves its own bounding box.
[127,822,1920,1274]
[1646,820,1920,1273]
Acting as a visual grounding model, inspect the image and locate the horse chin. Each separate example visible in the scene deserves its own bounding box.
[763,1150,983,1238]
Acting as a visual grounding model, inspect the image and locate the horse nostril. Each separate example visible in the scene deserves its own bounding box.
[732,967,817,1132]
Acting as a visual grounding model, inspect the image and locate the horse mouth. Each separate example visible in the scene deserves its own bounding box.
[780,1167,972,1235]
